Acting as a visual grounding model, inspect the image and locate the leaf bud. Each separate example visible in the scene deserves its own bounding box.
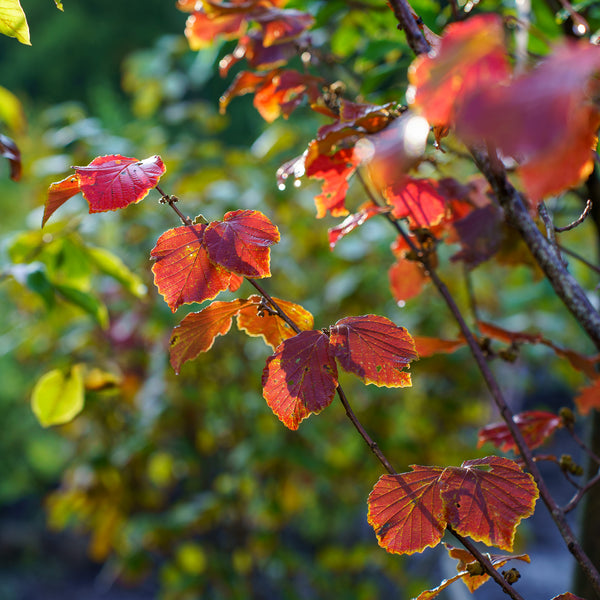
[502,568,521,584]
[193,214,209,225]
[466,561,485,577]
[559,407,575,430]
[560,454,584,476]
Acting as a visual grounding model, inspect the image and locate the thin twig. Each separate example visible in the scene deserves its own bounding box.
[558,244,600,277]
[555,199,593,233]
[538,202,568,268]
[566,426,600,465]
[564,469,600,514]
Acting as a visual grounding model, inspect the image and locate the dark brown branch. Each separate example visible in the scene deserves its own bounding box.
[386,0,431,56]
[555,199,593,233]
[564,469,600,514]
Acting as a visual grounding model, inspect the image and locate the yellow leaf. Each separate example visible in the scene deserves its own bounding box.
[0,0,31,45]
[31,365,85,427]
[0,86,26,133]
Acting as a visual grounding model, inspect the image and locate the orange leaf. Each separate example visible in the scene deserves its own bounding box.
[262,330,338,430]
[151,225,232,312]
[237,294,313,350]
[478,411,562,453]
[368,466,447,555]
[408,14,510,128]
[440,456,538,551]
[256,8,314,47]
[329,315,417,387]
[413,336,465,358]
[388,258,428,303]
[184,11,246,50]
[74,154,165,213]
[384,178,447,230]
[42,173,81,227]
[170,299,251,373]
[574,378,600,416]
[204,209,279,278]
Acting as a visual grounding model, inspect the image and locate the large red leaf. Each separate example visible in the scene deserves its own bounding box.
[408,14,510,128]
[74,154,165,213]
[151,225,232,312]
[203,209,280,278]
[440,456,538,551]
[169,299,250,374]
[237,294,313,350]
[329,315,417,387]
[368,466,447,555]
[262,330,338,430]
[478,411,562,453]
[42,173,81,227]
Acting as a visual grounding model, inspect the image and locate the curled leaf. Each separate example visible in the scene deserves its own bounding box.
[42,174,81,226]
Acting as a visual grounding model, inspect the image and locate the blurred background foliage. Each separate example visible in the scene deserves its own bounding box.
[1,0,599,598]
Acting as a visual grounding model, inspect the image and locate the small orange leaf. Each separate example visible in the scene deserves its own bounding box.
[262,330,338,430]
[42,174,81,227]
[388,258,428,303]
[413,336,465,358]
[574,378,600,416]
[184,11,246,51]
[329,315,417,387]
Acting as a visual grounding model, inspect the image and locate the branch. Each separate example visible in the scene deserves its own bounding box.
[555,199,593,233]
[386,0,431,56]
[564,468,600,514]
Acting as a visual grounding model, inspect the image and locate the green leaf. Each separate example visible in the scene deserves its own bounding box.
[55,284,109,329]
[31,365,85,427]
[86,246,147,298]
[54,0,64,10]
[0,0,31,45]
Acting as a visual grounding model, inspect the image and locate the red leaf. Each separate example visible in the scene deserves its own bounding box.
[151,225,232,312]
[413,336,465,358]
[328,203,389,250]
[388,258,428,303]
[0,133,21,182]
[42,174,81,227]
[305,147,361,218]
[262,330,338,430]
[255,9,314,47]
[184,11,246,50]
[408,14,510,128]
[74,154,165,213]
[456,42,600,202]
[551,594,587,600]
[574,378,600,416]
[478,411,563,453]
[384,178,447,229]
[329,315,417,387]
[368,466,447,555]
[228,272,244,292]
[170,299,250,373]
[204,209,279,278]
[237,294,313,350]
[440,456,538,551]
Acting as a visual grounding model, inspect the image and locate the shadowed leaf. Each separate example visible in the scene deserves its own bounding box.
[574,378,600,416]
[0,133,21,181]
[413,336,465,358]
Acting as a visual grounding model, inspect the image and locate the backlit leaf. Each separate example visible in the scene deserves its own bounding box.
[388,258,427,303]
[329,315,417,387]
[384,178,447,230]
[0,0,30,45]
[368,466,447,555]
[440,456,538,551]
[74,154,165,213]
[151,225,232,312]
[0,132,21,181]
[184,10,246,50]
[574,378,600,416]
[256,8,313,47]
[478,411,562,453]
[170,299,250,373]
[408,14,510,128]
[42,174,81,226]
[237,294,313,350]
[204,209,280,278]
[31,365,85,427]
[262,330,338,430]
[328,203,389,250]
[413,336,465,358]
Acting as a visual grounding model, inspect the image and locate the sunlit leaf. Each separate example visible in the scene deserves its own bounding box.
[0,0,30,45]
[256,8,313,47]
[184,10,246,50]
[237,294,313,350]
[151,224,232,312]
[74,154,165,212]
[574,378,600,416]
[329,315,417,387]
[328,203,389,250]
[440,456,538,551]
[170,299,251,373]
[31,364,85,427]
[204,209,280,278]
[388,258,427,303]
[368,466,447,555]
[413,336,464,358]
[0,132,21,181]
[262,330,338,430]
[42,174,81,226]
[478,411,562,453]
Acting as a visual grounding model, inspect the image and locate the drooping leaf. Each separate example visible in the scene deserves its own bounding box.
[368,466,447,555]
[0,132,21,181]
[54,284,109,329]
[74,154,165,213]
[151,224,232,312]
[329,315,417,387]
[388,258,428,304]
[440,456,538,551]
[408,14,510,128]
[86,246,147,298]
[237,294,313,350]
[413,336,465,358]
[262,330,338,430]
[42,174,81,226]
[328,203,389,250]
[574,378,600,416]
[203,209,280,278]
[31,364,85,427]
[170,299,250,373]
[0,0,30,44]
[478,411,563,453]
